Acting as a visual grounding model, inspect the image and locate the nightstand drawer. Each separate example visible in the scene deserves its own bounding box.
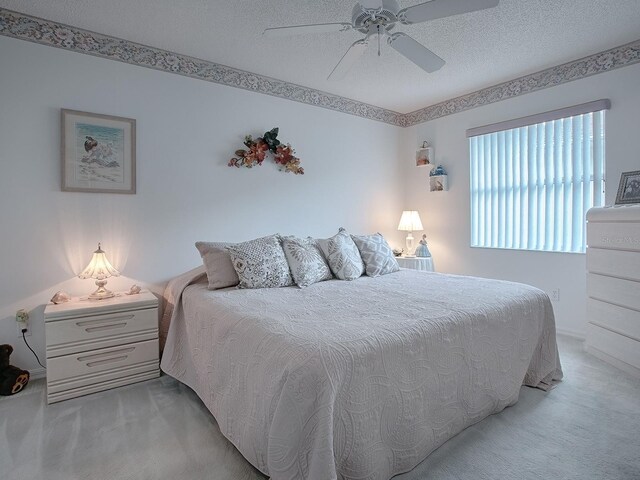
[47,338,158,386]
[46,307,158,357]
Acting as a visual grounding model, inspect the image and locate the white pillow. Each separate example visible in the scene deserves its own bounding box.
[195,242,239,290]
[282,237,333,288]
[225,235,293,289]
[316,229,364,281]
[351,233,399,277]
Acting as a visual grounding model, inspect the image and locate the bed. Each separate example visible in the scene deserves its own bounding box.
[160,267,562,480]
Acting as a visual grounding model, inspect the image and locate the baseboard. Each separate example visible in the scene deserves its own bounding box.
[29,368,46,380]
[556,327,586,341]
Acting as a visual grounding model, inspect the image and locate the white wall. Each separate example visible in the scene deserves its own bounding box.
[0,36,405,371]
[404,63,640,338]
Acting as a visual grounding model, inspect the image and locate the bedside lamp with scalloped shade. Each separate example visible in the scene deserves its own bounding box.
[78,243,120,300]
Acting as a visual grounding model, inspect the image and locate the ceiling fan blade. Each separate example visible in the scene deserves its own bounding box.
[358,0,384,10]
[399,0,499,25]
[263,23,352,38]
[327,39,370,81]
[388,33,445,73]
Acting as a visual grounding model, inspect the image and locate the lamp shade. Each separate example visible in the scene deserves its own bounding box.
[397,211,423,232]
[78,244,120,280]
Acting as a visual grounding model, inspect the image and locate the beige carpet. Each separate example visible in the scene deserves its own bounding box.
[2,335,639,480]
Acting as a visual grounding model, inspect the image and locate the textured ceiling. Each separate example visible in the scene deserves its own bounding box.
[2,0,640,113]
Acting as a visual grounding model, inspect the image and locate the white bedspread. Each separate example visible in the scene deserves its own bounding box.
[160,268,562,480]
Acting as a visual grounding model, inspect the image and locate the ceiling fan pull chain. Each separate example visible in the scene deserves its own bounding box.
[377,24,381,56]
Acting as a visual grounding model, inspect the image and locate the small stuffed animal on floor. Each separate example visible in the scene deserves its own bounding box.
[0,344,30,395]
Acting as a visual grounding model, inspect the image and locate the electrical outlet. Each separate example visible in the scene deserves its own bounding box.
[551,289,560,302]
[16,309,31,337]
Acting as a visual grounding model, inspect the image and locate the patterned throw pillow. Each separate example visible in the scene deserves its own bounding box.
[225,235,293,289]
[282,237,333,288]
[351,233,400,277]
[316,229,365,281]
[195,242,239,290]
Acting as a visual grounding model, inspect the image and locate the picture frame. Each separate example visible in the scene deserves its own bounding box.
[61,109,136,194]
[615,170,640,205]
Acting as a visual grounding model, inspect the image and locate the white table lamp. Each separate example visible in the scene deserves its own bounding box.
[397,210,423,256]
[78,243,120,300]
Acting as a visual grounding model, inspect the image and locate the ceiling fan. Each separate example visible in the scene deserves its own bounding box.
[263,0,499,81]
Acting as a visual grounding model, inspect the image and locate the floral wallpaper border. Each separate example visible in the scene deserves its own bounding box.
[1,8,639,128]
[402,39,640,127]
[0,8,404,127]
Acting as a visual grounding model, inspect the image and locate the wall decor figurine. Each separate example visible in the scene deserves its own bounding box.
[228,127,304,175]
[416,141,433,167]
[61,109,136,193]
[615,170,640,205]
[429,164,448,191]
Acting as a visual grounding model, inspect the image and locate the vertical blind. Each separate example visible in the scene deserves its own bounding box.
[469,110,606,253]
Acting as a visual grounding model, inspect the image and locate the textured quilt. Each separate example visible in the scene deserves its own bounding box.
[160,268,562,480]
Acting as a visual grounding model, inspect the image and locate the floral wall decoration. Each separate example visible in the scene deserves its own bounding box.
[228,128,304,175]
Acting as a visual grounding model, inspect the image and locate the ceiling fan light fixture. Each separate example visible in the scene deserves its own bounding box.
[352,0,400,33]
[263,0,500,80]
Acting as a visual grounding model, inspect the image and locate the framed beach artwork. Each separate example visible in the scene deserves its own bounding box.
[61,109,136,194]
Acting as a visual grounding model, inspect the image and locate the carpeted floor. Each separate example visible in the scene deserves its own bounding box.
[2,335,639,480]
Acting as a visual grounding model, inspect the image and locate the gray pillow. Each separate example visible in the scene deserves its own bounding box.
[316,229,364,281]
[195,241,239,290]
[225,235,293,289]
[351,233,400,277]
[282,237,333,288]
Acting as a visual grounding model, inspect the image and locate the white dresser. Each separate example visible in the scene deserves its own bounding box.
[586,205,640,377]
[44,291,160,403]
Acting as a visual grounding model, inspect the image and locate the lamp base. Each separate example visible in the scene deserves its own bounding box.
[88,279,115,300]
[405,232,415,256]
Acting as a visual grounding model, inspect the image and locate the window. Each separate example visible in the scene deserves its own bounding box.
[468,100,608,253]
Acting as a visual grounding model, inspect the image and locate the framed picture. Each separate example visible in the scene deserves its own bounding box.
[615,170,640,205]
[61,109,136,194]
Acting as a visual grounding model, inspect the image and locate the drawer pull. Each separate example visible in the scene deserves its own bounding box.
[78,347,135,363]
[76,314,135,327]
[85,355,129,367]
[84,322,128,333]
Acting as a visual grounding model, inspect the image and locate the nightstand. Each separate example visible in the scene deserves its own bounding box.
[44,291,159,404]
[396,256,435,272]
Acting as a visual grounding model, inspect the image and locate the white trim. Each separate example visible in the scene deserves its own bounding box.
[29,367,47,380]
[556,328,586,341]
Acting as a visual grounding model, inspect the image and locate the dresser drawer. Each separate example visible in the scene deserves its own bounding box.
[587,273,640,311]
[586,324,640,371]
[47,338,158,386]
[46,307,158,357]
[587,247,640,282]
[587,299,640,341]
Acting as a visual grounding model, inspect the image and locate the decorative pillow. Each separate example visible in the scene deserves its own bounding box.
[225,235,293,289]
[195,242,239,290]
[282,237,333,288]
[316,229,364,281]
[351,233,400,277]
